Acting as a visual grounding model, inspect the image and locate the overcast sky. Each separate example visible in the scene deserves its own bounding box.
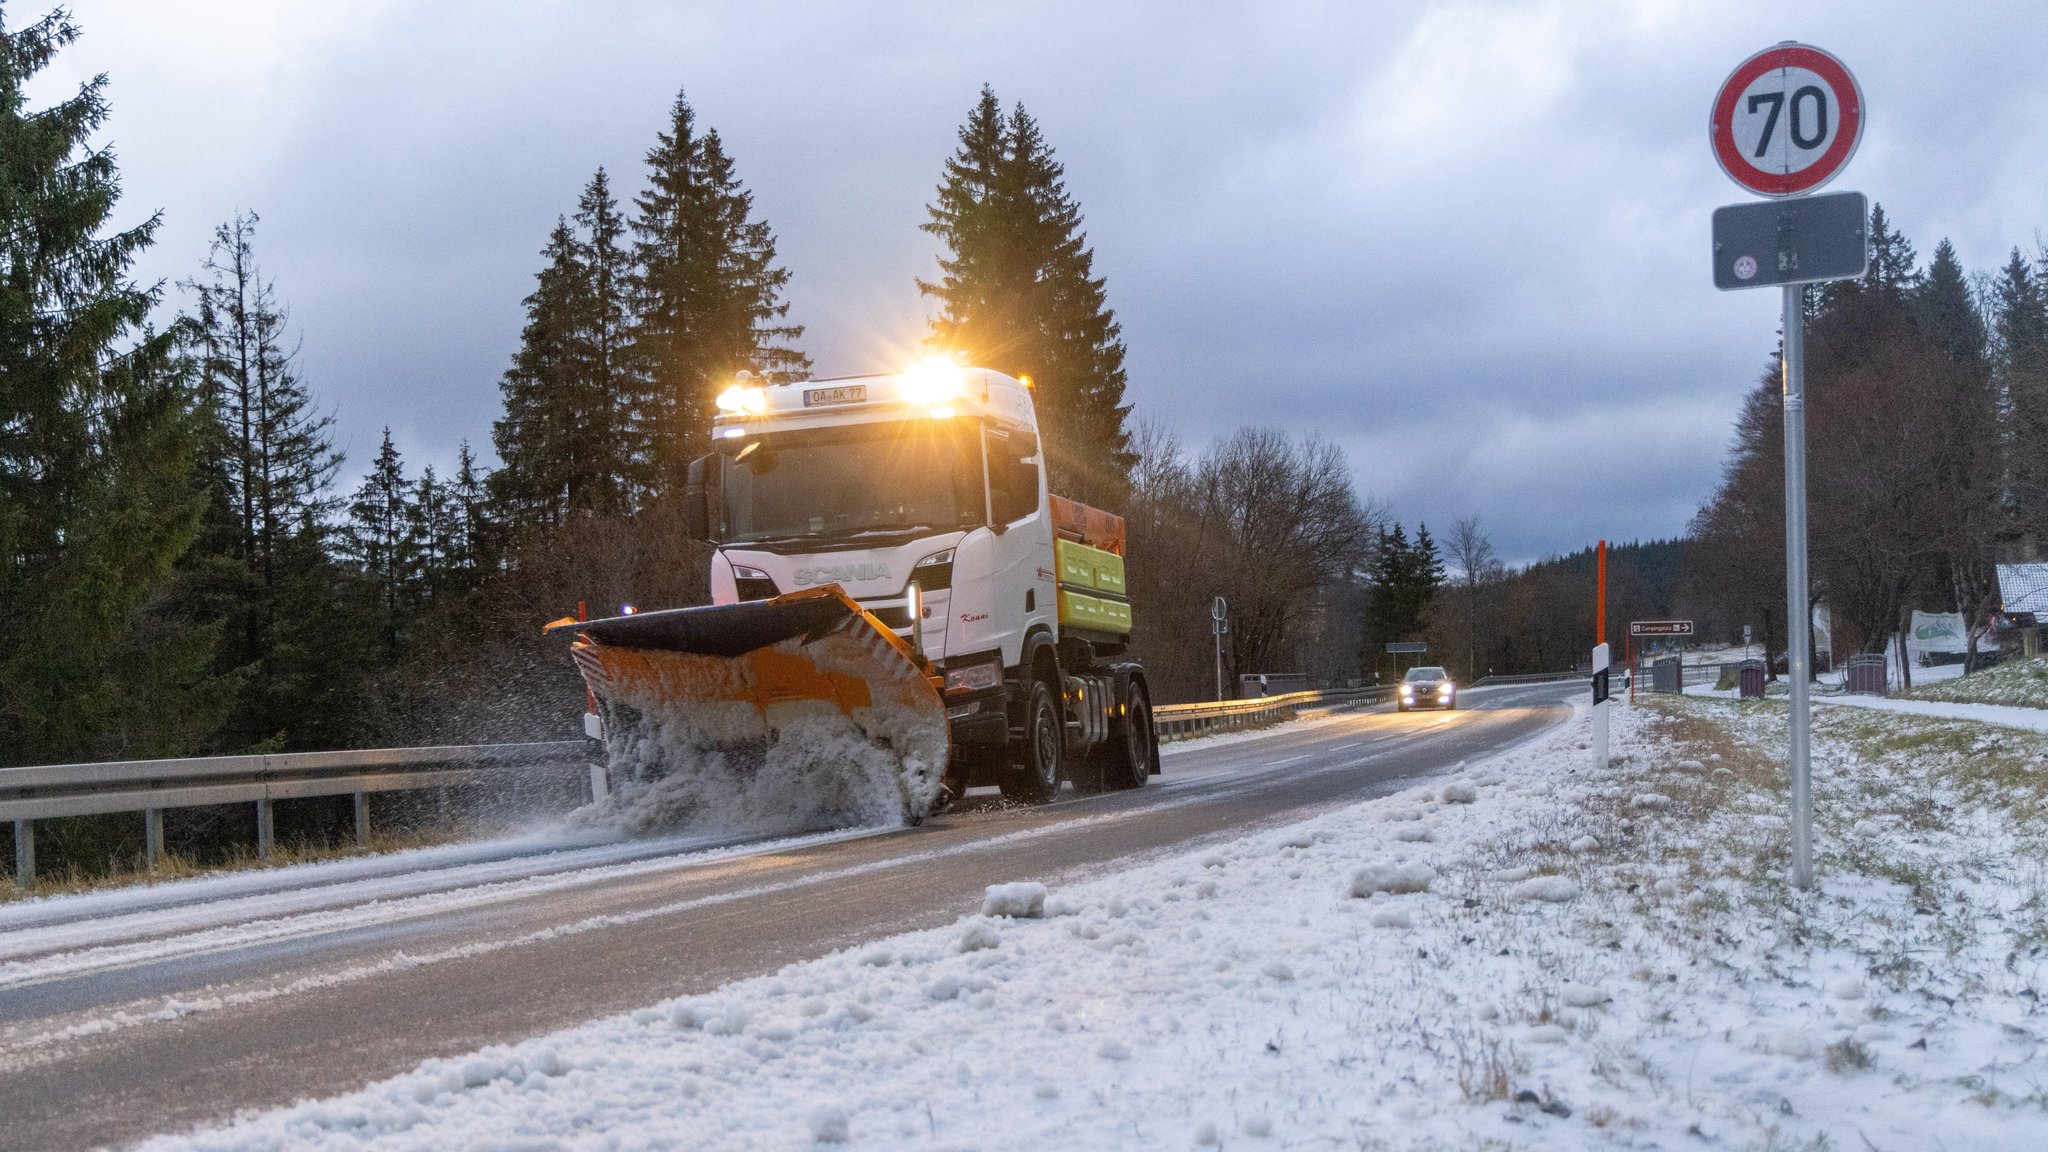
[42,0,2048,564]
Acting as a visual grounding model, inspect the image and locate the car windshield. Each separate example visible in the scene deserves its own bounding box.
[718,421,985,544]
[1403,667,1448,683]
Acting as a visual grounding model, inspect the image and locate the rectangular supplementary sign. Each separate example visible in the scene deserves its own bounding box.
[802,384,867,407]
[1384,642,1428,653]
[1712,191,1869,291]
[1629,620,1694,637]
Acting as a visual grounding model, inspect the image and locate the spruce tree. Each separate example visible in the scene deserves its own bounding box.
[342,429,416,654]
[0,8,236,764]
[183,212,352,748]
[1995,248,2048,538]
[631,92,807,494]
[491,218,585,532]
[490,171,648,533]
[575,168,635,508]
[922,86,1135,507]
[449,441,491,587]
[1914,240,2001,667]
[1411,523,1446,615]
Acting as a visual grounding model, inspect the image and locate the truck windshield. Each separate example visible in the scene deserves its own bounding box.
[718,421,984,544]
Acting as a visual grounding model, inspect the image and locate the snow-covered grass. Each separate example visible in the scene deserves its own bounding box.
[1905,654,2048,710]
[138,697,2048,1151]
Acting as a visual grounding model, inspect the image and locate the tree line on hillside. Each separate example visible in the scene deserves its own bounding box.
[1685,206,2048,683]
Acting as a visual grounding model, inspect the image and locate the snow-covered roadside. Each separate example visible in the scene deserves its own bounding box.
[139,698,2048,1151]
[1817,691,2048,732]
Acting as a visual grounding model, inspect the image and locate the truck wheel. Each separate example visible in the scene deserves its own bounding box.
[1103,680,1156,790]
[999,679,1064,804]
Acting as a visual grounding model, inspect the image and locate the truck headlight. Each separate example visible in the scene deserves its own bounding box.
[715,383,768,414]
[913,548,955,590]
[943,660,1002,694]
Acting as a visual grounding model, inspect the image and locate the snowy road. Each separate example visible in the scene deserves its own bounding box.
[0,683,1574,1151]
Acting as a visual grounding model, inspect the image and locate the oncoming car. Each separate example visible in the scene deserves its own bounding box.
[1397,666,1457,712]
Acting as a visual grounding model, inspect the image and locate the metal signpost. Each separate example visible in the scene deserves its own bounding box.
[1591,539,1609,769]
[1711,41,1868,890]
[1212,596,1229,700]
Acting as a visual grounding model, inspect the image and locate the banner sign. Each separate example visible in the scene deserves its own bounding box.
[1906,610,1970,656]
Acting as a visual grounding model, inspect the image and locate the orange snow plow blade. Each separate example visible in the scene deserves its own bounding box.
[546,588,950,827]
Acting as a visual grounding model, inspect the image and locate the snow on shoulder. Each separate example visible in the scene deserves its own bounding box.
[135,696,2048,1151]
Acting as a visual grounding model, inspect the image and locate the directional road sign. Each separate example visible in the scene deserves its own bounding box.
[1384,642,1428,654]
[1710,42,1864,198]
[1713,190,1868,290]
[1628,620,1693,637]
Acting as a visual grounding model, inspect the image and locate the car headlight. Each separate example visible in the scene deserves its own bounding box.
[943,659,1002,694]
[1438,684,1454,695]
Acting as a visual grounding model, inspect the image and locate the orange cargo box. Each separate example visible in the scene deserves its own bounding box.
[1050,494,1125,556]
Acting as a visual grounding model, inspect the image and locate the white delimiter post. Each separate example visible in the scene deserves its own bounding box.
[1782,284,1815,889]
[1591,642,1610,769]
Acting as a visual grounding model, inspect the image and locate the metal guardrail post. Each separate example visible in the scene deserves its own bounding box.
[13,819,32,887]
[255,798,275,859]
[145,808,164,873]
[353,792,370,848]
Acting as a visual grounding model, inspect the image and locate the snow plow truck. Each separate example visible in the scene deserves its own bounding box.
[546,358,1159,825]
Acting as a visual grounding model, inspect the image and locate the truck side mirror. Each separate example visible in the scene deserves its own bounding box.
[684,455,712,541]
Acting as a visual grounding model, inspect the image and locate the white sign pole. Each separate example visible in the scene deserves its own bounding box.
[1782,287,1815,889]
[1591,642,1610,769]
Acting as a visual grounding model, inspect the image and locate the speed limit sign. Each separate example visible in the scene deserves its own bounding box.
[1710,42,1864,197]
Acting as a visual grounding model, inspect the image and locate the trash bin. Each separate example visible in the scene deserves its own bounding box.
[1738,658,1766,698]
[1846,652,1887,696]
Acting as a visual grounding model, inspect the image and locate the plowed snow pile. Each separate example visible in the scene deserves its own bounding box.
[139,695,2048,1151]
[569,703,941,837]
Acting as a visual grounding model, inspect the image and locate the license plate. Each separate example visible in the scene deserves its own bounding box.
[803,385,866,407]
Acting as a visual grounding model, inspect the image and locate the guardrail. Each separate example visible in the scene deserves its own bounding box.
[1470,671,1585,686]
[3,741,597,885]
[1153,687,1391,739]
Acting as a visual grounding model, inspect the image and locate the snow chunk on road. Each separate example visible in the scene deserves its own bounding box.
[958,922,1001,952]
[1349,860,1435,896]
[981,882,1047,919]
[1507,874,1580,903]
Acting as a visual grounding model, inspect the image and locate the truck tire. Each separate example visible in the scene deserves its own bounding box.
[1102,680,1156,790]
[999,679,1064,804]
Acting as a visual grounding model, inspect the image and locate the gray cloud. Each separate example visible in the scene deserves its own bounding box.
[52,0,2048,563]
